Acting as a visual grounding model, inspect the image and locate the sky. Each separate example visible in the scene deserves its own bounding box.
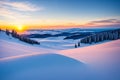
[0,0,120,30]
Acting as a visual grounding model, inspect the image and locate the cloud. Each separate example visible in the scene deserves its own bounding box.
[0,7,29,19]
[0,1,44,25]
[85,19,120,27]
[0,1,42,12]
[90,19,120,24]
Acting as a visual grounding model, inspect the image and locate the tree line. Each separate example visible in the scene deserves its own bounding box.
[4,29,40,45]
[75,29,120,48]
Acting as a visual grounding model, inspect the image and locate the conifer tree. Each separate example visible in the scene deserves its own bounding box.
[78,41,80,47]
[75,44,77,48]
[6,29,10,36]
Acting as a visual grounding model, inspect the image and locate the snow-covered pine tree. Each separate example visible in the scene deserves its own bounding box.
[6,29,10,36]
[78,41,80,47]
[88,36,92,44]
[75,44,77,48]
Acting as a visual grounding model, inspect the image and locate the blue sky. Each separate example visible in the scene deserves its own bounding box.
[0,0,120,29]
[15,0,120,17]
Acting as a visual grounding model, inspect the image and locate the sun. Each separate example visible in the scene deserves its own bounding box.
[17,25,23,31]
[13,24,27,33]
[14,24,26,33]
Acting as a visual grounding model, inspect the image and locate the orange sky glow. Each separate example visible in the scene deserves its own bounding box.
[0,0,120,31]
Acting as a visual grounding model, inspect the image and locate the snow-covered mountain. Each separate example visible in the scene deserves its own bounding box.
[25,28,116,35]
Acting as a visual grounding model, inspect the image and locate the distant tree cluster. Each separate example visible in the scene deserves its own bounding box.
[74,41,81,48]
[5,30,40,45]
[6,29,10,36]
[75,29,120,48]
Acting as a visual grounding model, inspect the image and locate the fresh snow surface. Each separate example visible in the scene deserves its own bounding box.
[0,32,87,80]
[58,39,120,80]
[0,31,55,60]
[0,31,120,80]
[0,54,86,80]
[32,37,78,50]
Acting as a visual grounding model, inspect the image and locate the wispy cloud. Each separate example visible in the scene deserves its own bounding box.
[0,1,44,25]
[0,7,28,19]
[90,19,120,24]
[85,19,120,27]
[0,1,42,12]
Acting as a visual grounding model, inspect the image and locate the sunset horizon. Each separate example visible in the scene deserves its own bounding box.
[0,0,120,30]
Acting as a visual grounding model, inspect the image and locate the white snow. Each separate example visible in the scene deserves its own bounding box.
[58,40,120,80]
[0,31,54,60]
[58,40,120,65]
[0,30,120,80]
[0,32,87,80]
[32,37,78,50]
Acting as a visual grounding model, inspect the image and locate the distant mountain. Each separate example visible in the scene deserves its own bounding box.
[23,28,113,40]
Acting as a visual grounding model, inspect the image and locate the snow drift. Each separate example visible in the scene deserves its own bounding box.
[0,30,120,80]
[0,54,87,80]
[58,40,120,80]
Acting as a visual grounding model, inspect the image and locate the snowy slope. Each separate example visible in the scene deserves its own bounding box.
[0,54,86,80]
[59,40,120,65]
[32,37,78,50]
[0,32,88,80]
[58,40,120,80]
[0,31,120,80]
[0,31,54,60]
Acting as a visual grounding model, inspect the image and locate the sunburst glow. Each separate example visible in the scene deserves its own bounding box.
[17,25,23,30]
[15,25,25,32]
